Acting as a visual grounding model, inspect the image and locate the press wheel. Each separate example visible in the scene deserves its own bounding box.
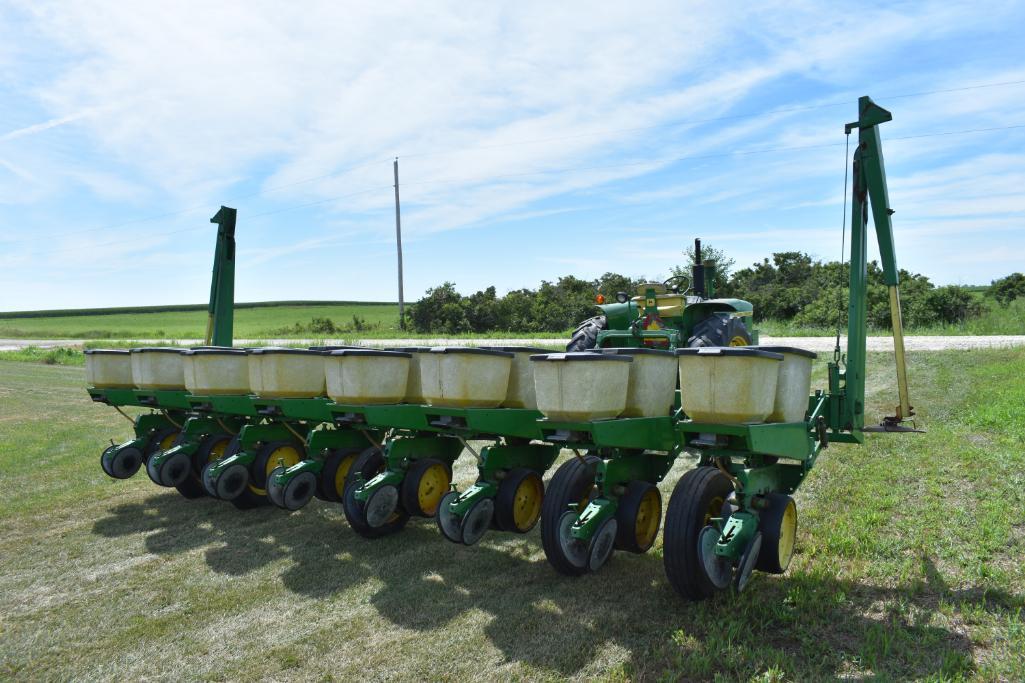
[343,482,409,539]
[436,490,462,543]
[101,445,143,480]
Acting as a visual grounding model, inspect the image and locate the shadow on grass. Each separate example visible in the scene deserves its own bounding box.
[92,491,1019,679]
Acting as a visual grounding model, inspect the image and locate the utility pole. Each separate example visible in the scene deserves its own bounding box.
[393,157,405,329]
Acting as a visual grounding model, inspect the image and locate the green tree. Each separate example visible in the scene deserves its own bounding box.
[671,242,735,294]
[992,272,1025,304]
[407,282,467,333]
[926,285,983,324]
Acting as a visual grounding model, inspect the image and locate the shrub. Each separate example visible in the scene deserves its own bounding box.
[926,285,983,324]
[992,273,1025,304]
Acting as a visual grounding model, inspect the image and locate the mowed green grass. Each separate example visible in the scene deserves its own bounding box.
[0,303,402,339]
[1,351,1023,680]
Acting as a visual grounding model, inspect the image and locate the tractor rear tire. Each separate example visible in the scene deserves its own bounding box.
[663,466,735,601]
[566,316,606,352]
[687,314,751,348]
[540,454,601,576]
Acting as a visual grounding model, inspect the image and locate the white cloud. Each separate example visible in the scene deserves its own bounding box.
[2,1,1025,308]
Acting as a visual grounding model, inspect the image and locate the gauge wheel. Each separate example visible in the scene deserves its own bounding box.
[400,458,452,518]
[247,440,304,497]
[756,494,798,574]
[144,427,180,460]
[614,480,662,553]
[495,468,545,534]
[316,448,360,502]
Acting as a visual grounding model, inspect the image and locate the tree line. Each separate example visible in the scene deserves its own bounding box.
[406,245,1024,334]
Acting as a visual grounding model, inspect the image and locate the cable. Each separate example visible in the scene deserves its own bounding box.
[834,133,851,362]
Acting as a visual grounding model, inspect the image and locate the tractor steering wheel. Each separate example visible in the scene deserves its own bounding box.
[663,274,691,295]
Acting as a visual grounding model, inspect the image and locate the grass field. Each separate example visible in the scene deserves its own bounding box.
[0,302,563,340]
[2,298,1022,341]
[1,351,1023,680]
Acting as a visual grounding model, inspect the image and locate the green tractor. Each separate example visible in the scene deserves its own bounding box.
[567,239,755,352]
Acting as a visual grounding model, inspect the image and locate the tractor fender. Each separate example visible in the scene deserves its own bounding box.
[596,301,638,330]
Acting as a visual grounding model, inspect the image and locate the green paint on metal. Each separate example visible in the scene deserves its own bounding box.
[207,206,236,347]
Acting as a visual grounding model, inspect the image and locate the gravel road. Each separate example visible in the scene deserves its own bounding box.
[3,335,1025,353]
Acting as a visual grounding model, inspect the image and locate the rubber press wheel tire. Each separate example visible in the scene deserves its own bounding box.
[565,315,607,352]
[540,454,601,577]
[687,314,752,348]
[756,493,798,574]
[400,458,452,518]
[316,448,360,502]
[101,444,143,480]
[343,482,409,539]
[663,466,735,601]
[495,468,545,534]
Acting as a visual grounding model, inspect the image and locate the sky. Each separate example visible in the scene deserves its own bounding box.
[1,1,1024,312]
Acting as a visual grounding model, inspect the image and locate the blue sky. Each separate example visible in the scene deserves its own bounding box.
[1,1,1024,311]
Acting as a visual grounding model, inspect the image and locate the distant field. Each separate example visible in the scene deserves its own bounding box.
[0,302,400,339]
[0,301,566,340]
[2,297,1022,341]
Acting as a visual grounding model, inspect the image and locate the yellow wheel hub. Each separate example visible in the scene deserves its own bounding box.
[416,462,450,516]
[511,475,544,532]
[777,498,798,569]
[633,488,662,550]
[728,335,748,347]
[250,445,302,496]
[207,438,229,464]
[333,455,355,498]
[159,432,179,451]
